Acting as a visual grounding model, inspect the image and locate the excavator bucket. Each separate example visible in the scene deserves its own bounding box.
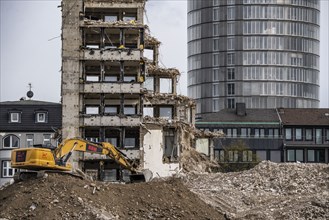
[130,169,153,183]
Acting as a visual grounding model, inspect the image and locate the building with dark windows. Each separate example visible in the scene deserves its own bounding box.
[196,104,329,164]
[188,0,320,116]
[278,108,329,163]
[0,100,61,186]
[196,103,283,163]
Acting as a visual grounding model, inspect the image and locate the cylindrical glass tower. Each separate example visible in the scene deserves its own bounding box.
[188,0,320,115]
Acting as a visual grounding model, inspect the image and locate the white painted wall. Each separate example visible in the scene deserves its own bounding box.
[196,138,209,156]
[143,129,179,177]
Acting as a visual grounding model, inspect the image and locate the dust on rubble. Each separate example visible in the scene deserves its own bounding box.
[0,173,224,220]
[185,161,329,220]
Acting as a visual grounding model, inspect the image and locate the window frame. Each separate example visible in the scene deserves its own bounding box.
[26,134,34,147]
[9,112,21,123]
[305,128,313,141]
[2,160,17,178]
[285,128,292,140]
[43,134,51,145]
[36,112,47,123]
[3,135,20,149]
[295,128,302,140]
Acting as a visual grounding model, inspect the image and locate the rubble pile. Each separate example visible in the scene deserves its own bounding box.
[185,161,329,220]
[0,174,223,220]
[180,148,219,173]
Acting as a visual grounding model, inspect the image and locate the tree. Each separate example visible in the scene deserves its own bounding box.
[219,140,260,172]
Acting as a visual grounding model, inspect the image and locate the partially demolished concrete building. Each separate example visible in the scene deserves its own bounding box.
[61,0,196,180]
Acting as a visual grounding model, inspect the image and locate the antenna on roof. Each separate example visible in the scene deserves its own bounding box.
[26,83,34,100]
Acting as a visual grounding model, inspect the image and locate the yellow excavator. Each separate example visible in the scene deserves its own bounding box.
[11,138,151,183]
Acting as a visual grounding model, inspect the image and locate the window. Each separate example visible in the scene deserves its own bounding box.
[228,151,239,162]
[274,129,279,138]
[316,129,322,144]
[86,76,99,82]
[105,138,117,147]
[124,106,136,115]
[2,161,17,178]
[285,128,292,140]
[159,107,173,120]
[104,76,118,82]
[227,83,235,95]
[26,134,34,147]
[104,15,117,22]
[104,106,118,114]
[213,83,219,96]
[227,68,235,80]
[226,128,237,137]
[307,149,325,163]
[213,38,219,51]
[86,106,99,115]
[160,78,172,93]
[287,149,304,162]
[240,128,251,137]
[325,129,329,141]
[43,134,51,145]
[163,129,177,162]
[227,6,235,20]
[227,53,235,65]
[227,37,234,50]
[268,129,274,137]
[143,107,154,117]
[36,112,47,123]
[124,76,136,82]
[10,112,21,123]
[213,68,219,81]
[3,135,19,148]
[295,128,302,140]
[242,151,253,162]
[227,22,235,35]
[124,138,135,149]
[227,98,235,109]
[144,77,154,91]
[213,99,219,112]
[260,129,265,138]
[306,129,313,140]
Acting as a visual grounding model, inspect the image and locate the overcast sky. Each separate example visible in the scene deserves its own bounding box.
[0,0,328,107]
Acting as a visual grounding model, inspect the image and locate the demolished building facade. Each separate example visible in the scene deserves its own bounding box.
[61,0,196,180]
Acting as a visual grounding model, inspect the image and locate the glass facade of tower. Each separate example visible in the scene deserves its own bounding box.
[188,0,320,115]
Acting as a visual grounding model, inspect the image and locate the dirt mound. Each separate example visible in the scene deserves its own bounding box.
[185,161,329,220]
[0,173,223,220]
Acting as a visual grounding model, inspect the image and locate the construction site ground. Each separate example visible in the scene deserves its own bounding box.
[1,161,329,220]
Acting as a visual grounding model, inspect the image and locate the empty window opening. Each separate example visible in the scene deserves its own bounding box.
[86,106,100,115]
[143,107,154,117]
[144,77,154,91]
[159,107,173,120]
[104,106,118,115]
[160,78,173,94]
[124,106,136,115]
[163,129,178,162]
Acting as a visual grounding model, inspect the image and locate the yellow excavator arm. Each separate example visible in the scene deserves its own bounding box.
[11,138,149,182]
[54,138,135,171]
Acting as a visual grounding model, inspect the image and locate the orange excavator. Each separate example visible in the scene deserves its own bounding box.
[11,138,151,182]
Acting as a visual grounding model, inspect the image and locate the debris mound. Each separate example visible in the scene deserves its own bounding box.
[0,173,224,220]
[180,147,219,173]
[185,161,329,220]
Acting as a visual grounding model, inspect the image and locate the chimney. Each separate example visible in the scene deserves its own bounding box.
[236,103,246,116]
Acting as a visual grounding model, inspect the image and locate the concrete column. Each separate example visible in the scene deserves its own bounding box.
[209,139,215,161]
